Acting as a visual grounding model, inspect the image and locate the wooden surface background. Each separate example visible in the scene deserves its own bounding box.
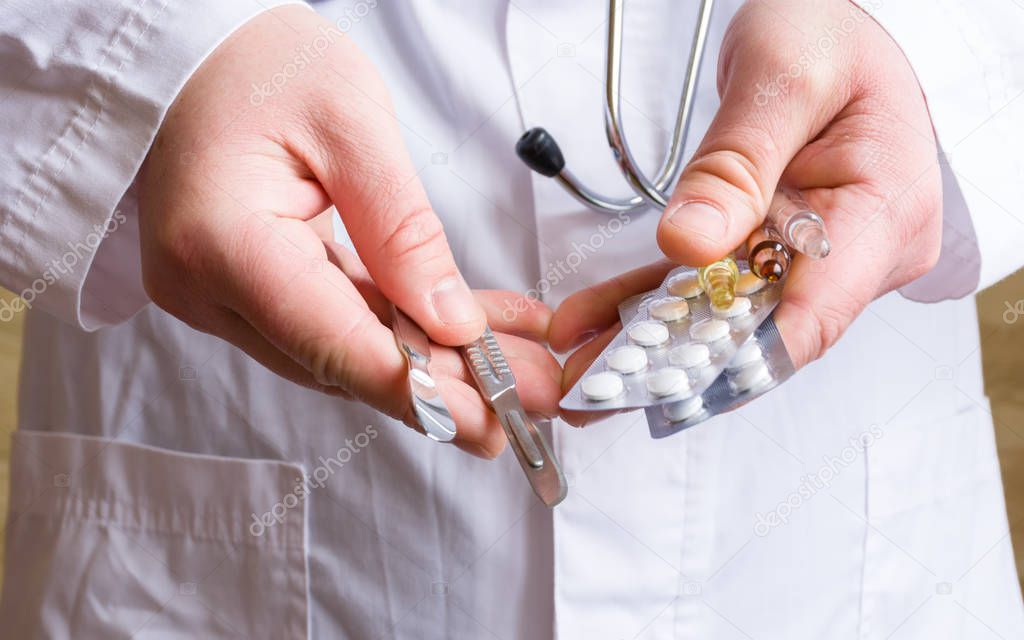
[978,272,1024,593]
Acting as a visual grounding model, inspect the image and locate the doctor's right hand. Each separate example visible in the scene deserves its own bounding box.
[549,0,943,426]
[137,6,560,458]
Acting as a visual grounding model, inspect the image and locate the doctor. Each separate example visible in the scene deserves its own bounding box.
[1,0,1022,638]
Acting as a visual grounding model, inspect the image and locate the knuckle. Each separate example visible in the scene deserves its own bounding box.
[307,342,346,388]
[141,227,207,316]
[682,147,768,214]
[378,208,449,264]
[303,313,375,388]
[727,3,844,105]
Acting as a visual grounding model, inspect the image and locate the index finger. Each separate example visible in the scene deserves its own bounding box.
[295,40,485,346]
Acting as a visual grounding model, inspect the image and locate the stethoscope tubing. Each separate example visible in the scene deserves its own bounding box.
[516,0,716,215]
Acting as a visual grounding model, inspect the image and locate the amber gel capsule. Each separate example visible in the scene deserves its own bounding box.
[747,222,792,281]
[697,255,739,310]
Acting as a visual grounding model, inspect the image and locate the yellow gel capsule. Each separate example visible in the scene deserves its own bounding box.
[697,256,739,310]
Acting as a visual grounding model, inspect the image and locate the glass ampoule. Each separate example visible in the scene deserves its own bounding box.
[746,222,792,282]
[768,188,830,259]
[697,255,739,310]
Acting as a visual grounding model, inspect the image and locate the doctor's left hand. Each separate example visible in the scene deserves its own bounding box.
[137,6,560,458]
[549,0,943,424]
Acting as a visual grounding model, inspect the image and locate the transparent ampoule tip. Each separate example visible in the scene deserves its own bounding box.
[788,217,831,259]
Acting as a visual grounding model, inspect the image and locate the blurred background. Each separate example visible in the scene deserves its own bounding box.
[0,274,1022,594]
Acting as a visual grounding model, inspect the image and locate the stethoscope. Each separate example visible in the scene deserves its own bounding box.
[515,0,715,214]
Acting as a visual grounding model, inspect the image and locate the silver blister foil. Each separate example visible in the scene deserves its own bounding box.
[560,261,785,412]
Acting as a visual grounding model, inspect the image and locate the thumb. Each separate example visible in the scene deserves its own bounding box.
[302,47,485,346]
[658,8,848,265]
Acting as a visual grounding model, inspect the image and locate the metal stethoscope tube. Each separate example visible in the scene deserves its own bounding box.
[516,0,715,214]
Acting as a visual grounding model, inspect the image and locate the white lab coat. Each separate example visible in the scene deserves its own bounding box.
[1,1,1022,638]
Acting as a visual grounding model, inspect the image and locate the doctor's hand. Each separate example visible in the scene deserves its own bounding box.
[138,6,560,458]
[657,0,942,368]
[551,0,942,416]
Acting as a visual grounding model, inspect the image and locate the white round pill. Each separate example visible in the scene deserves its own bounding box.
[649,297,689,322]
[646,367,690,397]
[628,321,670,347]
[668,343,711,369]
[667,275,703,299]
[581,371,625,401]
[663,395,704,423]
[735,271,766,296]
[729,340,763,370]
[731,360,773,392]
[711,296,752,319]
[605,345,648,374]
[689,319,731,343]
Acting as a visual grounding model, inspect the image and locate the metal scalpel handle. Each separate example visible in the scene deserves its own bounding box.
[391,305,457,442]
[462,328,568,507]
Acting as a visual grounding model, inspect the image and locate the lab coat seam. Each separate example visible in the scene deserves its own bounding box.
[287,538,312,640]
[1,1,307,328]
[9,496,306,551]
[278,467,310,639]
[674,432,701,638]
[3,0,167,300]
[362,449,402,638]
[671,434,689,638]
[8,430,310,551]
[427,448,449,635]
[300,470,313,640]
[856,434,870,640]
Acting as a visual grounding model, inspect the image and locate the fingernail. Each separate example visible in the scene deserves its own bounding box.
[432,276,480,326]
[666,202,729,242]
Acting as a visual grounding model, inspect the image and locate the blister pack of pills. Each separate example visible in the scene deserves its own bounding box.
[641,315,794,438]
[560,261,790,413]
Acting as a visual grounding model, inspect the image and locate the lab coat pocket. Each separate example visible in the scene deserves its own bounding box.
[0,431,310,639]
[862,407,1017,639]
